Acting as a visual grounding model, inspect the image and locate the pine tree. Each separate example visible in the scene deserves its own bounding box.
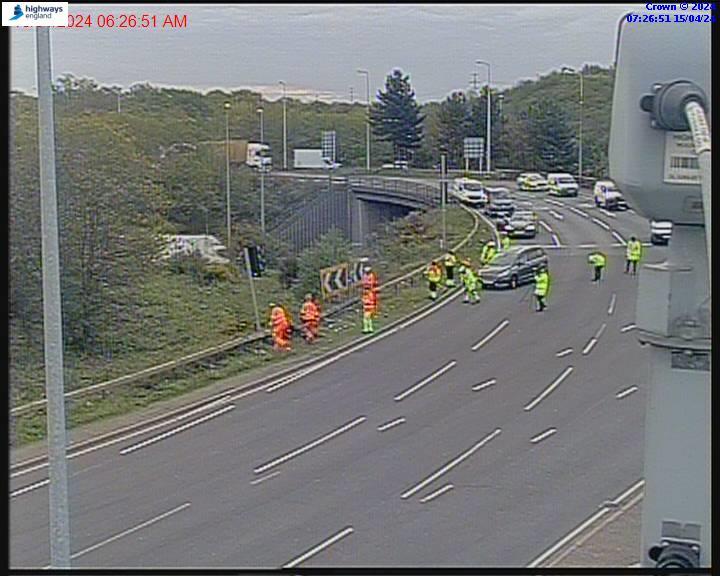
[528,98,577,173]
[436,91,471,168]
[369,69,424,163]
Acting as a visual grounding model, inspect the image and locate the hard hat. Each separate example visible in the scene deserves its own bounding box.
[364,265,372,272]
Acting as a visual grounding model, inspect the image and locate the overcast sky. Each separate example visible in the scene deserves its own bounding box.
[10,3,642,102]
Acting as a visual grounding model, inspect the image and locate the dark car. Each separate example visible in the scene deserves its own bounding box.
[478,245,548,289]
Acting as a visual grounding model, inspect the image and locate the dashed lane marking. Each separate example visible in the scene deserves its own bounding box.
[420,483,454,503]
[524,367,574,412]
[377,417,406,432]
[394,360,456,402]
[530,428,557,444]
[283,526,355,568]
[472,379,496,391]
[616,386,639,399]
[472,319,510,351]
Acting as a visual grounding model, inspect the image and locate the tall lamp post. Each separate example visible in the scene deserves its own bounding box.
[475,60,492,173]
[357,69,370,171]
[279,80,287,170]
[562,66,584,185]
[257,106,266,235]
[224,101,232,253]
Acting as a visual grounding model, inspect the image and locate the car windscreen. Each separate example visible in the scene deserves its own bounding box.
[464,183,484,192]
[489,253,516,266]
[558,177,575,184]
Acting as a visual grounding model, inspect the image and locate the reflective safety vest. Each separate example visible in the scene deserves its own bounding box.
[588,253,606,268]
[626,240,642,262]
[426,264,442,283]
[534,271,550,297]
[444,253,458,269]
[501,236,511,250]
[300,301,320,324]
[271,306,288,331]
[462,268,478,290]
[481,243,497,264]
[362,290,377,313]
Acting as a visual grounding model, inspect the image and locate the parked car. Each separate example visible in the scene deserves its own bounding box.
[517,172,549,192]
[452,177,487,206]
[484,187,515,219]
[650,220,673,245]
[504,212,538,238]
[547,173,579,197]
[593,180,628,210]
[478,245,548,289]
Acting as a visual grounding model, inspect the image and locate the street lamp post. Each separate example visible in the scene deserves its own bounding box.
[562,67,584,185]
[357,69,370,171]
[279,81,287,170]
[258,107,266,235]
[224,102,232,253]
[476,60,492,173]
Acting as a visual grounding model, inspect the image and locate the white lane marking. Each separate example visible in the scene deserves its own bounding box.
[551,234,563,247]
[11,479,50,498]
[569,206,590,219]
[283,526,354,568]
[527,479,645,567]
[611,230,627,245]
[11,396,239,479]
[545,198,565,207]
[616,386,639,399]
[595,323,607,339]
[400,428,502,500]
[556,348,573,358]
[71,502,191,560]
[591,217,611,231]
[539,220,553,233]
[472,379,496,392]
[523,367,574,412]
[420,483,454,503]
[608,293,617,315]
[472,319,510,351]
[599,208,617,218]
[577,243,598,249]
[394,360,456,402]
[120,405,235,455]
[642,242,652,247]
[229,384,273,402]
[621,323,636,333]
[530,428,557,444]
[254,416,366,474]
[582,338,598,356]
[548,209,565,220]
[377,417,406,432]
[250,471,281,485]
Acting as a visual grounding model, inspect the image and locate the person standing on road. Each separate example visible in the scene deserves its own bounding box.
[424,260,443,300]
[500,232,511,251]
[533,265,550,312]
[480,240,497,266]
[459,259,481,304]
[299,293,321,343]
[588,251,607,282]
[443,250,458,287]
[625,236,642,275]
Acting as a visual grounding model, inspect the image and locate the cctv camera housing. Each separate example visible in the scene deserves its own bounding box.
[608,15,710,224]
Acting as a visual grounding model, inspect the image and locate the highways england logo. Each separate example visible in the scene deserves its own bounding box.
[2,2,68,26]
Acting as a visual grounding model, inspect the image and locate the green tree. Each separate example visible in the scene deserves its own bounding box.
[294,229,351,300]
[369,69,424,163]
[527,98,577,173]
[436,91,471,168]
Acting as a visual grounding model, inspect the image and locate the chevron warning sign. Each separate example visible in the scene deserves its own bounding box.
[349,261,363,284]
[320,262,349,298]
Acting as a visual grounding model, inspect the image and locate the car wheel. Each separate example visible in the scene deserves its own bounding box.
[510,275,518,289]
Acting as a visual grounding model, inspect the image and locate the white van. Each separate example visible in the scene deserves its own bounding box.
[547,173,579,197]
[593,180,628,210]
[452,177,487,206]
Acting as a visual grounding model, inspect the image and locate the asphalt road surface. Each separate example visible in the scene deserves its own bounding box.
[10,183,661,568]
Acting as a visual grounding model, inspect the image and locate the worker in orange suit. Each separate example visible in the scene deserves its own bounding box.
[299,293,321,343]
[362,288,378,334]
[270,302,292,351]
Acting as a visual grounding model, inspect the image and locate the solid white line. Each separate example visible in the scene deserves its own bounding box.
[120,405,235,455]
[254,416,366,474]
[472,379,496,391]
[608,293,617,315]
[577,243,598,249]
[283,526,354,568]
[11,479,50,498]
[612,230,626,245]
[556,348,573,358]
[377,417,406,432]
[548,209,565,220]
[582,338,598,356]
[551,234,563,247]
[621,323,637,333]
[523,367,574,412]
[616,386,639,399]
[394,360,456,401]
[400,428,501,499]
[539,220,553,233]
[527,479,644,568]
[71,502,191,560]
[530,428,557,444]
[472,319,510,351]
[250,471,281,485]
[591,217,611,231]
[420,483,454,503]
